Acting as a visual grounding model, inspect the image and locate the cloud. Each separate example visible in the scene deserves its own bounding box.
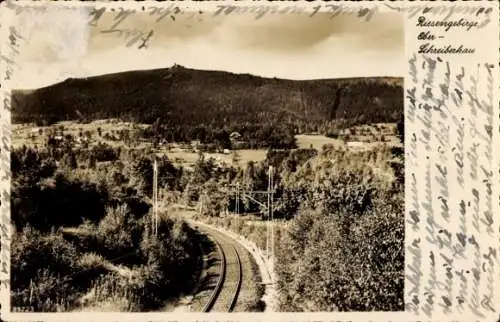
[11,6,403,89]
[15,6,91,63]
[207,11,403,54]
[84,8,403,54]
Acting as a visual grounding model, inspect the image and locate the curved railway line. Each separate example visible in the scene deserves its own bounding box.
[199,227,243,312]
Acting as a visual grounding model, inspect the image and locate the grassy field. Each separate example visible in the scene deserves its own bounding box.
[13,120,400,170]
[158,148,268,168]
[12,120,147,149]
[12,120,269,169]
[296,123,400,151]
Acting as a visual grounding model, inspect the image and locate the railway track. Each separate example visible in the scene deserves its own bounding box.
[199,226,243,312]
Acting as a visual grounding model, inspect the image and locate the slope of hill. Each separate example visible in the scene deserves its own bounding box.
[11,65,403,128]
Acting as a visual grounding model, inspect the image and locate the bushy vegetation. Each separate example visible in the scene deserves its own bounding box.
[11,147,108,231]
[10,140,201,312]
[273,146,403,311]
[11,227,82,311]
[74,213,200,311]
[11,207,201,311]
[275,194,403,311]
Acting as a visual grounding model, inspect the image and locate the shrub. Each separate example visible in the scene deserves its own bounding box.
[91,143,119,162]
[11,227,81,311]
[12,227,79,289]
[275,192,404,312]
[138,216,200,304]
[12,172,108,232]
[73,253,109,292]
[95,205,143,263]
[84,271,143,311]
[11,268,79,312]
[77,252,107,271]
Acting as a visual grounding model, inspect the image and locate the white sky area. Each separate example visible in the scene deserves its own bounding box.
[10,6,404,89]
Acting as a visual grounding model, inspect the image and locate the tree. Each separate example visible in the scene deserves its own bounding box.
[192,153,214,185]
[130,157,153,197]
[92,142,118,162]
[157,156,182,191]
[88,154,97,169]
[12,147,52,188]
[201,179,227,216]
[396,117,404,143]
[11,165,108,231]
[62,150,78,169]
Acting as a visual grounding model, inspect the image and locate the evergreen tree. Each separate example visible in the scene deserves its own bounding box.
[396,117,404,143]
[88,153,97,169]
[62,150,78,169]
[130,157,153,197]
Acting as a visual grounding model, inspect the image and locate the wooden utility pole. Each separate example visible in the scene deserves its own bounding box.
[153,158,158,237]
[270,166,274,259]
[236,182,239,215]
[265,166,275,259]
[267,169,270,257]
[236,182,240,226]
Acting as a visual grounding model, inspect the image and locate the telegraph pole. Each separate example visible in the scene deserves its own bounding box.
[236,182,240,216]
[235,182,240,226]
[270,166,276,285]
[270,166,274,259]
[266,166,273,258]
[153,158,158,237]
[208,167,276,283]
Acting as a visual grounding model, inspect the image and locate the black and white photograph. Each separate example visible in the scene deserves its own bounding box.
[7,4,405,313]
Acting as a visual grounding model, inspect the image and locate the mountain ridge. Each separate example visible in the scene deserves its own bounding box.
[11,64,404,128]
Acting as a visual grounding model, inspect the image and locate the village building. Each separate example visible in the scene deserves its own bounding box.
[229,131,242,141]
[229,131,245,149]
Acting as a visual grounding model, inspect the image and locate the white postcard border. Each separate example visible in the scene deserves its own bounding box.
[0,1,498,321]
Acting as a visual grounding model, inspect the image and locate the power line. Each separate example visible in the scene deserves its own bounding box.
[221,167,276,266]
[194,166,277,282]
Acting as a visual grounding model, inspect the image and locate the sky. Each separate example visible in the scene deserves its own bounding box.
[11,5,404,89]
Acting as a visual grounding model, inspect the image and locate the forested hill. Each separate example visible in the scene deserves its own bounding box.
[11,65,403,127]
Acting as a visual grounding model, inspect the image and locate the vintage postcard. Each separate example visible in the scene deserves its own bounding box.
[0,1,498,321]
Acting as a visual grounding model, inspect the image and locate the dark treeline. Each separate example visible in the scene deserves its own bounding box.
[12,66,403,137]
[143,122,296,150]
